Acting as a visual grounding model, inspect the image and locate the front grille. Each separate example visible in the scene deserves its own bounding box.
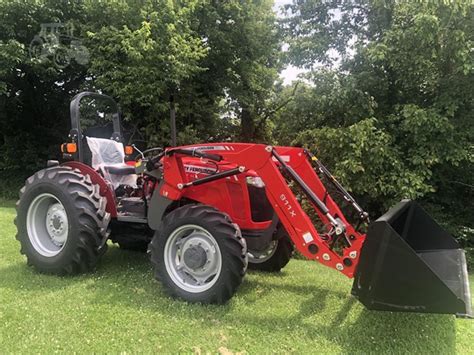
[248,186,273,222]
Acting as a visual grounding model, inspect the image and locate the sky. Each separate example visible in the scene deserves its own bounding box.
[273,0,307,85]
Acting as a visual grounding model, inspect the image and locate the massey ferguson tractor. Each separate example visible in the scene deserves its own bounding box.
[15,92,472,317]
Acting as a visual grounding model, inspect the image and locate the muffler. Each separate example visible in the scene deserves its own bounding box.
[352,200,472,317]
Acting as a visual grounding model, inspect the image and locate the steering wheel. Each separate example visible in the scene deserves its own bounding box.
[135,147,164,161]
[131,146,165,173]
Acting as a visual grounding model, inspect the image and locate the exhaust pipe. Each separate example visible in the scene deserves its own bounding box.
[352,200,472,318]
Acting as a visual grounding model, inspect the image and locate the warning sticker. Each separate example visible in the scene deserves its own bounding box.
[302,232,313,243]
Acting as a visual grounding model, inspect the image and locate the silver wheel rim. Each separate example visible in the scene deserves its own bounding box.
[26,193,69,257]
[248,240,278,264]
[164,224,222,293]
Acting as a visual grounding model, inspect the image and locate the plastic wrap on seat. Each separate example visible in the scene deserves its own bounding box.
[86,137,137,188]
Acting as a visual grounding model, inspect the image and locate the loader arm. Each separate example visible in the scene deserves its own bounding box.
[160,143,364,278]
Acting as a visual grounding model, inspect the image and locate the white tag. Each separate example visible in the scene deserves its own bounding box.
[271,155,290,162]
[302,232,313,243]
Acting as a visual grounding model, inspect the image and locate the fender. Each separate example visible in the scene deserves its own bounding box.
[147,181,174,230]
[62,161,118,217]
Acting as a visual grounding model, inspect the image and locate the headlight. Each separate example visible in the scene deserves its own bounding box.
[246,176,265,188]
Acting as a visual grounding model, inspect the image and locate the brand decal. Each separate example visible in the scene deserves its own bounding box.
[187,145,235,151]
[184,164,217,175]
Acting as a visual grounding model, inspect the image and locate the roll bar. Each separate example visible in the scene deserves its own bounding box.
[69,91,122,162]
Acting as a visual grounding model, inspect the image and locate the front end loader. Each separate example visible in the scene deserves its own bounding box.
[158,143,471,317]
[14,92,472,317]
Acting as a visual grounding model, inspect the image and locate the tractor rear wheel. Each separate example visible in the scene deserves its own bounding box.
[15,166,109,274]
[149,204,247,304]
[248,225,294,272]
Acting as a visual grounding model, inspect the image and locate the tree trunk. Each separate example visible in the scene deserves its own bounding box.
[240,107,254,142]
[170,94,176,146]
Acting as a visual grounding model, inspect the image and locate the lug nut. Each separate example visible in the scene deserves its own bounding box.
[322,253,330,261]
[336,263,344,271]
[349,251,357,259]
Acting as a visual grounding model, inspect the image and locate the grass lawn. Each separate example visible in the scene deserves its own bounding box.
[0,200,472,354]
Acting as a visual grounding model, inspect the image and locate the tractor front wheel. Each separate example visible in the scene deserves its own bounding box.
[15,166,109,274]
[149,205,247,304]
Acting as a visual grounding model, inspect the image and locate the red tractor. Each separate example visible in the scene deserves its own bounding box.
[15,92,472,316]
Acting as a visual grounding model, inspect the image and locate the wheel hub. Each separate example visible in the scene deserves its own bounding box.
[52,216,61,230]
[45,203,68,245]
[27,193,69,257]
[183,245,207,270]
[248,240,278,264]
[164,225,223,293]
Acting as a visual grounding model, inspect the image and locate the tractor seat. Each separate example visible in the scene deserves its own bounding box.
[103,164,136,175]
[86,136,137,188]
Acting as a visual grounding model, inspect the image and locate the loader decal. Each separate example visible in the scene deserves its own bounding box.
[280,194,297,217]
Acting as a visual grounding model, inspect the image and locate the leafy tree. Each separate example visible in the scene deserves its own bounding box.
[193,0,281,141]
[85,0,209,146]
[272,70,376,144]
[0,0,281,198]
[278,0,473,257]
[0,1,91,196]
[86,0,281,145]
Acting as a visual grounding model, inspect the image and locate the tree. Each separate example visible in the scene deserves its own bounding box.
[194,0,281,141]
[85,0,209,146]
[0,1,92,195]
[0,0,281,198]
[86,0,281,144]
[278,1,473,256]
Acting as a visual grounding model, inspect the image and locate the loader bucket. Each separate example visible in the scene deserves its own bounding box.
[352,200,472,317]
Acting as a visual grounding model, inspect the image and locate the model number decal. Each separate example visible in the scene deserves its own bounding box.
[280,194,296,217]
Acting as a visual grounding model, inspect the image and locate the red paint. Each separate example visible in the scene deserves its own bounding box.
[63,142,366,278]
[62,161,117,217]
[162,143,366,278]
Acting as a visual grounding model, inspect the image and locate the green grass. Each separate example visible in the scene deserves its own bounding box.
[0,201,472,354]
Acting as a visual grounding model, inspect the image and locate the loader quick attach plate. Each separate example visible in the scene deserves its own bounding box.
[352,200,472,318]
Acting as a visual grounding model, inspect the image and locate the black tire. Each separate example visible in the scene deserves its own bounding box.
[248,225,294,272]
[149,204,247,304]
[15,166,109,275]
[110,221,152,252]
[117,239,149,252]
